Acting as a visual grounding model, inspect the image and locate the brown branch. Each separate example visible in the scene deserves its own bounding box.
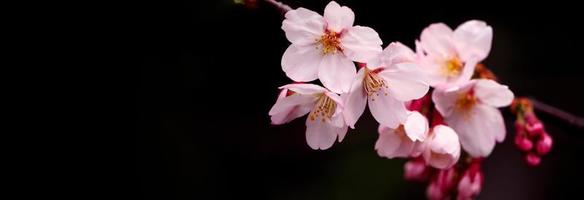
[265,0,292,14]
[529,98,584,128]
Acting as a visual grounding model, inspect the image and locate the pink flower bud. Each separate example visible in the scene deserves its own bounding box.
[525,153,541,166]
[526,122,544,138]
[427,182,446,200]
[536,133,553,155]
[457,170,483,200]
[514,134,533,152]
[404,158,429,182]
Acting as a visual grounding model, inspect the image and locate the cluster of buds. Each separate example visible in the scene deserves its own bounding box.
[405,157,484,200]
[511,98,553,166]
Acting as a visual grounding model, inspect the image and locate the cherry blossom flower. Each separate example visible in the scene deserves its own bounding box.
[375,111,428,158]
[281,1,383,93]
[344,42,429,128]
[423,125,461,169]
[269,83,348,150]
[432,79,514,157]
[416,20,493,87]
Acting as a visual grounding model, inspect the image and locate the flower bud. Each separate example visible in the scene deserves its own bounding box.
[536,133,552,155]
[514,134,533,152]
[525,153,541,166]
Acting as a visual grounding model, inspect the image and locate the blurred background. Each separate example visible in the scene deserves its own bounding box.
[134,0,584,199]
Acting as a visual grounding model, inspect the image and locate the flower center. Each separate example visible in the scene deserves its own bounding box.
[455,91,477,113]
[363,69,388,100]
[308,94,337,122]
[317,30,342,55]
[443,57,463,78]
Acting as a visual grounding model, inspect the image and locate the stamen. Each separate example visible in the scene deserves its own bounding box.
[455,91,478,114]
[308,94,337,122]
[316,30,342,55]
[443,57,463,78]
[363,69,389,100]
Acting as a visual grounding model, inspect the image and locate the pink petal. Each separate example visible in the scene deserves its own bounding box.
[423,125,461,169]
[269,93,316,124]
[420,23,455,59]
[446,104,504,157]
[279,83,328,95]
[282,8,326,46]
[318,54,356,93]
[375,126,415,158]
[379,63,429,101]
[453,60,478,85]
[377,42,417,68]
[305,117,347,150]
[418,58,448,87]
[432,81,475,117]
[340,26,383,63]
[281,45,322,82]
[474,79,514,108]
[404,111,429,142]
[368,93,408,128]
[323,1,354,32]
[270,89,313,124]
[453,20,493,62]
[343,68,367,128]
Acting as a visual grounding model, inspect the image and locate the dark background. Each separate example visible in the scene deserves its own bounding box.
[133,0,584,199]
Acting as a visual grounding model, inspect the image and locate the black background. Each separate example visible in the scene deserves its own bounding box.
[132,0,584,199]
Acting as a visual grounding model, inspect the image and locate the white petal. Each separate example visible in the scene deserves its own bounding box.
[378,42,417,67]
[453,20,493,62]
[305,117,347,150]
[375,127,401,158]
[340,26,383,63]
[474,79,514,108]
[404,111,429,142]
[282,8,326,46]
[323,1,354,32]
[270,90,313,125]
[431,81,475,117]
[281,45,322,82]
[417,57,448,87]
[268,93,316,116]
[446,104,503,157]
[368,94,408,128]
[419,23,455,59]
[452,60,478,85]
[379,63,429,101]
[423,125,461,169]
[318,54,356,93]
[279,83,328,95]
[343,68,367,128]
[429,125,461,155]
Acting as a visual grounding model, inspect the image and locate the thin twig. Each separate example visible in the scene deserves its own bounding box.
[529,97,584,128]
[265,0,292,14]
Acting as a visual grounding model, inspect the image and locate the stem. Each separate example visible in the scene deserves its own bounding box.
[529,98,584,128]
[265,0,292,14]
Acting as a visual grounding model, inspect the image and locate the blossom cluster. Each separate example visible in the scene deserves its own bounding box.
[267,1,521,199]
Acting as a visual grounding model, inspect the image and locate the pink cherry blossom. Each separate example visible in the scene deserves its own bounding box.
[416,20,493,87]
[281,1,383,93]
[423,125,461,169]
[344,42,429,128]
[375,111,429,158]
[269,83,348,150]
[432,79,514,157]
